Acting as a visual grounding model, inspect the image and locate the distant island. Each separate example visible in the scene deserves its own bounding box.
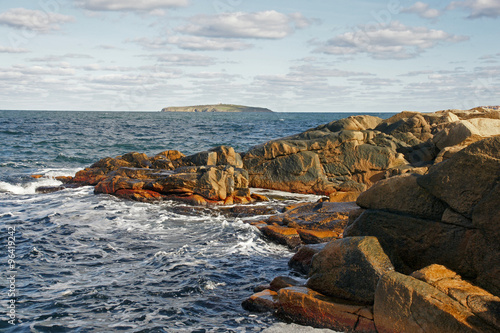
[161,104,273,113]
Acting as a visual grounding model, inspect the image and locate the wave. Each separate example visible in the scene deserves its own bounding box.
[0,177,62,195]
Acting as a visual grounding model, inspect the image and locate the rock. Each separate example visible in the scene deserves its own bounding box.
[288,243,327,275]
[434,145,465,164]
[276,286,376,332]
[55,176,74,183]
[250,193,269,202]
[245,149,335,194]
[411,264,500,331]
[114,189,164,202]
[417,136,500,218]
[374,270,495,333]
[241,289,279,313]
[345,137,500,295]
[328,191,360,202]
[180,145,244,168]
[31,174,43,179]
[155,150,185,161]
[259,225,302,249]
[306,236,394,304]
[256,201,354,247]
[356,173,447,221]
[297,229,338,244]
[182,151,218,166]
[432,119,500,150]
[270,276,303,291]
[35,185,67,193]
[317,115,383,132]
[120,152,152,168]
[471,182,500,295]
[344,209,472,276]
[209,146,244,168]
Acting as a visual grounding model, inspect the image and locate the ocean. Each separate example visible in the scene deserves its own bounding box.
[0,111,392,332]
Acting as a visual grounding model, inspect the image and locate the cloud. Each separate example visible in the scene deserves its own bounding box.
[401,2,442,19]
[28,53,93,62]
[177,10,310,39]
[314,21,468,59]
[77,0,188,12]
[0,8,74,32]
[166,36,252,51]
[152,53,217,66]
[0,46,29,53]
[447,0,500,18]
[289,64,374,78]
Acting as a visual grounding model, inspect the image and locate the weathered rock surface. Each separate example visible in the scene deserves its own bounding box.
[411,264,500,331]
[345,136,500,295]
[243,108,500,200]
[252,201,355,248]
[53,146,268,206]
[374,270,497,333]
[288,243,327,275]
[307,237,394,304]
[276,287,376,332]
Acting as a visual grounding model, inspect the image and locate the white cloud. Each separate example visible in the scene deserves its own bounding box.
[153,53,217,66]
[0,8,74,32]
[77,0,188,11]
[289,64,374,78]
[401,2,442,19]
[177,10,310,39]
[447,0,500,18]
[166,36,252,51]
[315,21,468,59]
[0,46,29,53]
[28,54,93,62]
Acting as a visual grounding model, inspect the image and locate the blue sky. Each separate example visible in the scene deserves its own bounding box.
[0,0,499,112]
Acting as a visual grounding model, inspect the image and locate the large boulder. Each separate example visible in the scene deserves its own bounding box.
[344,210,472,275]
[374,270,496,333]
[306,236,394,304]
[356,173,446,220]
[345,137,500,296]
[417,136,500,218]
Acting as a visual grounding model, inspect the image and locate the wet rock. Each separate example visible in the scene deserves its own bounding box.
[241,289,279,313]
[270,276,303,291]
[259,225,302,249]
[114,189,164,202]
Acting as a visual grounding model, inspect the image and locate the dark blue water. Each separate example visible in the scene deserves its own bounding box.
[0,111,392,332]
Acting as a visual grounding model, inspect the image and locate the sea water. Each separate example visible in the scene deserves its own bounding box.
[0,111,392,332]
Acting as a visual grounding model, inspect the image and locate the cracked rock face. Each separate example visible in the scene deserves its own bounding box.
[345,136,500,297]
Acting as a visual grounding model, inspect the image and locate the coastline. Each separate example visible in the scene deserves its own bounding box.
[3,107,499,332]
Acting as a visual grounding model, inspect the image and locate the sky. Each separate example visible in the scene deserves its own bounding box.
[0,0,499,112]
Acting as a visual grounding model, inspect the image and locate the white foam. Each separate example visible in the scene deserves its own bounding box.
[0,178,62,195]
[203,280,226,290]
[250,188,323,202]
[262,323,342,333]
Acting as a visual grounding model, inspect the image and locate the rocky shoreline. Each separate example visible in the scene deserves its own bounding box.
[35,106,500,332]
